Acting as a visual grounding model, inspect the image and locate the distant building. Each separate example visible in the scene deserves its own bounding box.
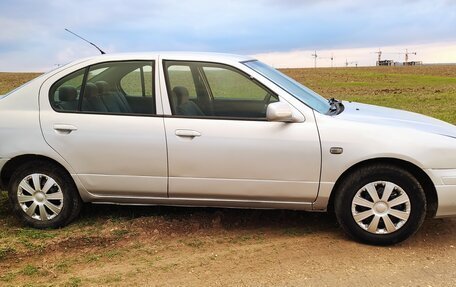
[403,61,423,66]
[376,60,394,66]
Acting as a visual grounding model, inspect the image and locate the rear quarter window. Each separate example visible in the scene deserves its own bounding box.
[49,68,85,112]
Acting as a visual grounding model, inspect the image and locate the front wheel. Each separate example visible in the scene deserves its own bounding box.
[334,164,426,245]
[8,161,82,229]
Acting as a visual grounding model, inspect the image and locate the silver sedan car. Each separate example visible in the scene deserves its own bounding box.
[1,52,455,245]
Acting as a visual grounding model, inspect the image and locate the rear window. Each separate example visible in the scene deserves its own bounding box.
[49,61,156,115]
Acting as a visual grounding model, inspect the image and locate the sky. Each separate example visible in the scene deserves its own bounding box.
[0,0,455,71]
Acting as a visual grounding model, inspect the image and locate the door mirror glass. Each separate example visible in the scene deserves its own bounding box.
[266,102,304,123]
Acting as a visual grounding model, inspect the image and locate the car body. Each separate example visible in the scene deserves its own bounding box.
[0,52,455,245]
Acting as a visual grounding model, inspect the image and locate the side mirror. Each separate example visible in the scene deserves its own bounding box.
[266,102,304,123]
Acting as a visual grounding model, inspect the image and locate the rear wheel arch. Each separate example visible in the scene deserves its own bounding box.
[7,158,82,228]
[1,155,74,191]
[327,158,438,218]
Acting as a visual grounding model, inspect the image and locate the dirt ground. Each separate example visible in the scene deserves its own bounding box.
[0,203,455,287]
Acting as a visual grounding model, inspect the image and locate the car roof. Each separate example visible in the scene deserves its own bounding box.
[72,52,255,65]
[39,52,257,85]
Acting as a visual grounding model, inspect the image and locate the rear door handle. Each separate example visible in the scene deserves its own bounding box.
[53,124,78,134]
[175,129,201,138]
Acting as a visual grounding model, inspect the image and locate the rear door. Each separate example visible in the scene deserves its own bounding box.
[39,60,168,197]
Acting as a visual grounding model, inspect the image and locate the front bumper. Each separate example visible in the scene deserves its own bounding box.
[428,169,456,217]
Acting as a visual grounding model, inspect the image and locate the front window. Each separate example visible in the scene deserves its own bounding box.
[244,60,330,114]
[164,61,278,119]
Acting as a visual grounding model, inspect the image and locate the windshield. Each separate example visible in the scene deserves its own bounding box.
[244,60,330,114]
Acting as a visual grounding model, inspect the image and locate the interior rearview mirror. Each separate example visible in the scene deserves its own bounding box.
[266,102,304,123]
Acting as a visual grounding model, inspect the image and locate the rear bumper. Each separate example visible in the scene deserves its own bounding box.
[0,158,9,190]
[428,169,456,218]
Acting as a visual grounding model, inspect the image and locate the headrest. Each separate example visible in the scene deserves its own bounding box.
[58,86,78,101]
[95,81,110,94]
[173,86,189,105]
[84,82,98,98]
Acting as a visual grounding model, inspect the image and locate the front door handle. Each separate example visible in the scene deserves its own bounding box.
[175,129,201,138]
[53,124,78,134]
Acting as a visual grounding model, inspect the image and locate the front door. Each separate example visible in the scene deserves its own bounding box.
[162,61,321,202]
[40,60,168,197]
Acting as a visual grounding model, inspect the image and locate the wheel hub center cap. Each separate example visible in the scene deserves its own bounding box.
[374,201,388,214]
[34,192,45,203]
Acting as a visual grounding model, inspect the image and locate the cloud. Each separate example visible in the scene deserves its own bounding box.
[0,0,455,71]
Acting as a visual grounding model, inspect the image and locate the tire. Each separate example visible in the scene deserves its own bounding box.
[334,164,426,245]
[8,161,82,229]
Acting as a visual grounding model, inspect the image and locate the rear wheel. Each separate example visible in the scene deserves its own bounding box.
[334,164,426,245]
[8,161,82,229]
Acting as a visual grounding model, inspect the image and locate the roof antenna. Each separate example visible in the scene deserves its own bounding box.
[65,28,106,55]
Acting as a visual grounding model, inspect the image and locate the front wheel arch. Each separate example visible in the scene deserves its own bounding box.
[327,158,438,218]
[334,163,426,245]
